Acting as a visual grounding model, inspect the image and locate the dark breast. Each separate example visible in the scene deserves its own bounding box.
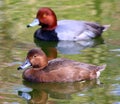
[34,29,59,41]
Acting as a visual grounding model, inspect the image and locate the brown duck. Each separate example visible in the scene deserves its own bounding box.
[18,48,106,83]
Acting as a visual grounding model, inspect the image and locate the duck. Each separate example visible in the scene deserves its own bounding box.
[17,48,106,83]
[27,7,110,41]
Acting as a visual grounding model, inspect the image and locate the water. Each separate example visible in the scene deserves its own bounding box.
[0,0,120,104]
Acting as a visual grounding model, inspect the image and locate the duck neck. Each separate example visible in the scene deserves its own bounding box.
[41,22,57,31]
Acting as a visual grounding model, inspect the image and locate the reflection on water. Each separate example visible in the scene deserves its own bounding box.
[34,38,58,60]
[0,0,120,104]
[34,37,104,55]
[56,37,104,54]
[18,80,101,104]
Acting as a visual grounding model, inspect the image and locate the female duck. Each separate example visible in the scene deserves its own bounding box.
[18,48,106,82]
[27,7,110,41]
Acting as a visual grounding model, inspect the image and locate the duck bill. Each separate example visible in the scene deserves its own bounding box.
[27,18,39,27]
[17,59,31,70]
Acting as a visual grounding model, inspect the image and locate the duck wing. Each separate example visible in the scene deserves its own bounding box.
[45,58,106,72]
[84,21,110,37]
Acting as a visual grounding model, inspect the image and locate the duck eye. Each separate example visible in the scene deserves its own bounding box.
[33,55,37,58]
[43,13,48,18]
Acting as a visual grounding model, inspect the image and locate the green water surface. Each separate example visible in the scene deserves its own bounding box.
[0,0,120,104]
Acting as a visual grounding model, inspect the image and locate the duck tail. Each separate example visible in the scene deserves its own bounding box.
[102,25,111,31]
[97,64,106,72]
[96,64,106,78]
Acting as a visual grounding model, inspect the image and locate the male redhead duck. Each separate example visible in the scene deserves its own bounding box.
[17,48,106,83]
[27,7,110,41]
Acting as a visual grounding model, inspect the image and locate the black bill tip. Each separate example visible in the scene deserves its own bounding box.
[27,25,31,28]
[17,67,22,70]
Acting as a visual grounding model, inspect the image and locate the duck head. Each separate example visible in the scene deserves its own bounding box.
[27,7,57,30]
[18,48,48,70]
